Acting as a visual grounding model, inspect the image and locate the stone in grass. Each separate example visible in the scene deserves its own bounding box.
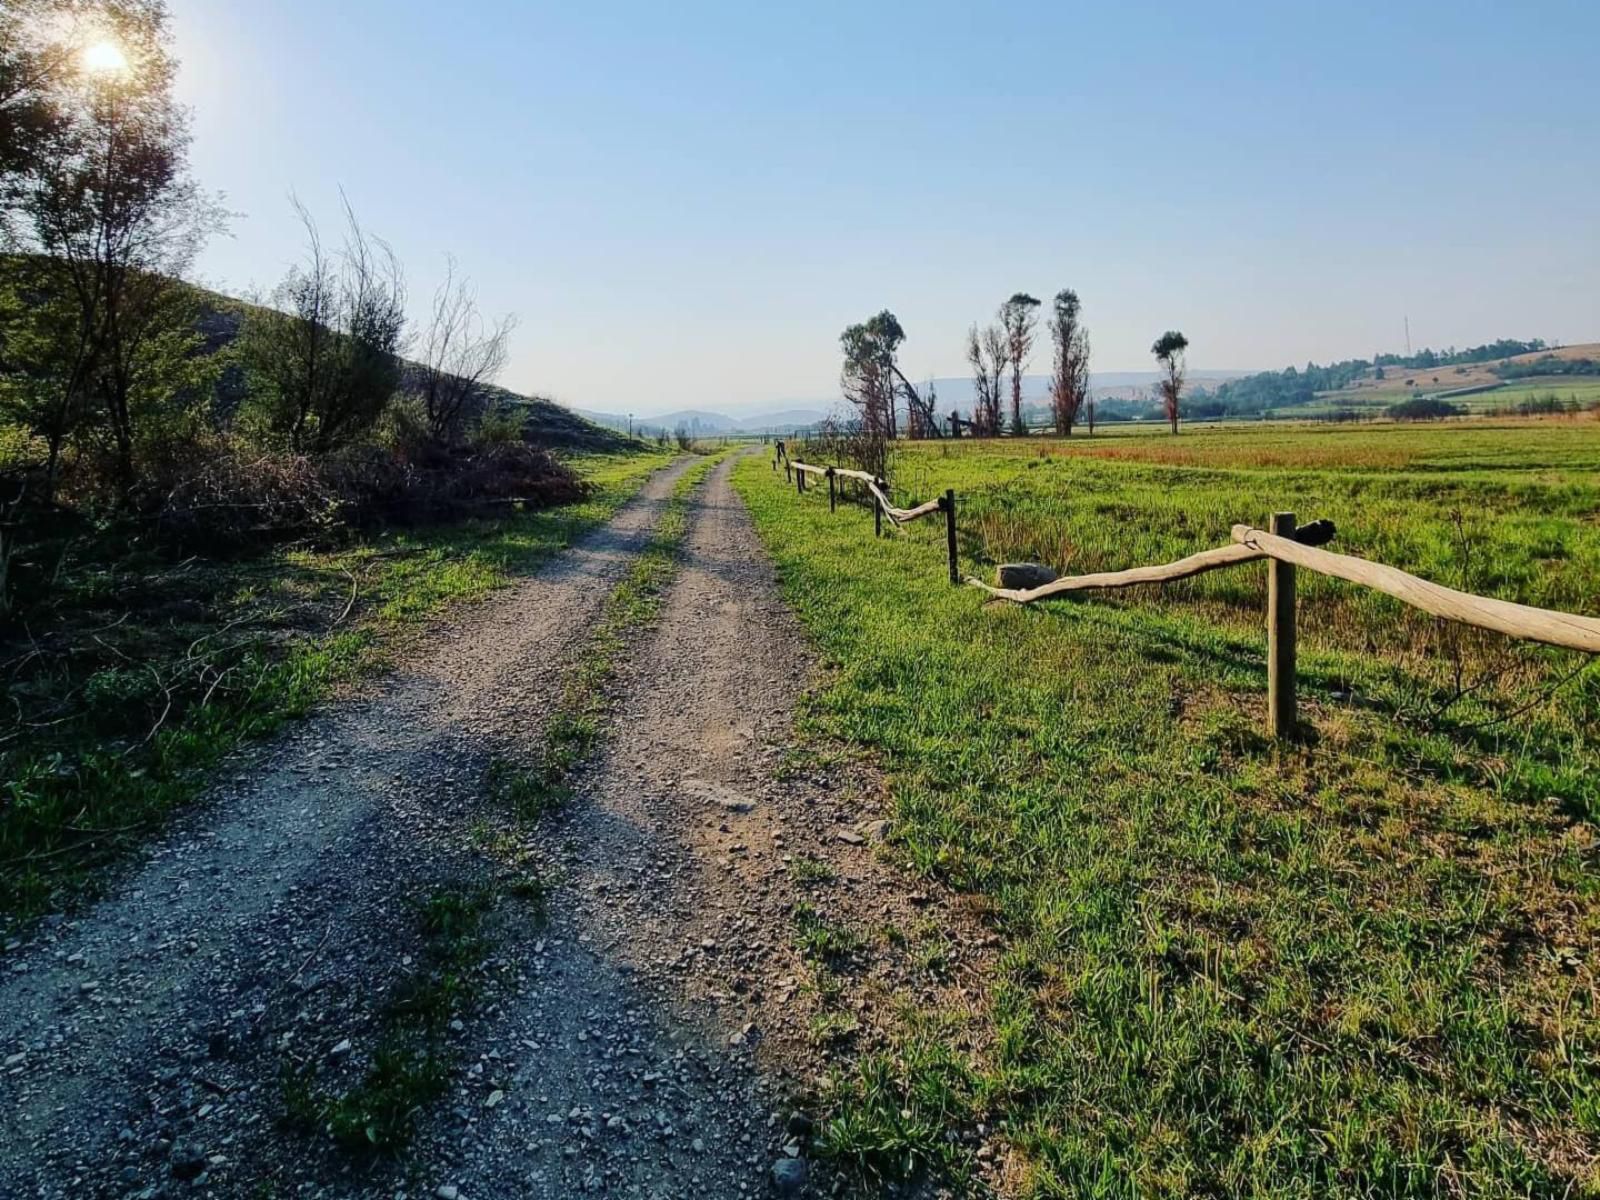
[997,563,1059,590]
[771,1156,808,1195]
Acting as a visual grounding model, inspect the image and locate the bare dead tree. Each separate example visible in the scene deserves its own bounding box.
[1000,293,1040,435]
[243,197,407,453]
[417,256,517,445]
[1048,289,1091,436]
[893,365,942,440]
[966,322,1007,436]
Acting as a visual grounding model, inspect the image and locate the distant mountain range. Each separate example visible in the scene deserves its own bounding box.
[574,407,831,436]
[577,370,1252,435]
[922,370,1252,412]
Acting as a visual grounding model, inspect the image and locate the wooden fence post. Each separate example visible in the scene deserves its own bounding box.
[827,468,836,513]
[874,490,883,538]
[942,489,959,585]
[797,466,804,495]
[1267,510,1297,739]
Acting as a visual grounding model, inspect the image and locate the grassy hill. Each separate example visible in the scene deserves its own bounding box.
[1199,340,1600,420]
[1309,342,1600,413]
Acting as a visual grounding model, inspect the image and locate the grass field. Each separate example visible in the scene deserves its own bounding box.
[0,447,677,928]
[1288,377,1600,418]
[735,419,1600,1197]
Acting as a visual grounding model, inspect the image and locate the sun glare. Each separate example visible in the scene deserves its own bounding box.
[82,40,129,75]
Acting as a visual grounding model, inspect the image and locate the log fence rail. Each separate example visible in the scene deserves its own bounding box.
[776,451,1600,738]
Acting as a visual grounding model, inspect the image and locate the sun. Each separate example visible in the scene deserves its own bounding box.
[82,40,129,76]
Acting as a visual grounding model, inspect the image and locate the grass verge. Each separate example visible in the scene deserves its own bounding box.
[733,445,1600,1199]
[0,448,676,930]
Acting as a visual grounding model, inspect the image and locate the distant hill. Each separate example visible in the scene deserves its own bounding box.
[923,370,1252,417]
[1198,340,1600,418]
[577,407,831,436]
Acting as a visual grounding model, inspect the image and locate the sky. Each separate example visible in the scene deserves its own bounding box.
[165,0,1600,417]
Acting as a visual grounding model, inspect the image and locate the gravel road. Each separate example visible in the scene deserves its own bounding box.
[0,452,993,1199]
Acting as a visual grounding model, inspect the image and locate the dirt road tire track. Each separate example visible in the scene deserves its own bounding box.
[426,452,994,1199]
[0,456,698,1198]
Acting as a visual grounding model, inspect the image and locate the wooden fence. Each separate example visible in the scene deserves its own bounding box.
[777,453,1600,738]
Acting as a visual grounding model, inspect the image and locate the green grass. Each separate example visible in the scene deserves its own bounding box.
[734,424,1600,1198]
[794,900,867,966]
[0,447,677,929]
[789,853,839,886]
[1292,377,1600,417]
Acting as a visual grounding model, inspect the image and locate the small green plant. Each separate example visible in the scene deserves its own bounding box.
[281,883,490,1154]
[508,866,557,926]
[809,1010,860,1047]
[322,1042,450,1152]
[793,902,864,966]
[485,755,565,822]
[788,854,837,885]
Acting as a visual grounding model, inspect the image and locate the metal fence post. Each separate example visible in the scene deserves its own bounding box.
[1267,510,1297,739]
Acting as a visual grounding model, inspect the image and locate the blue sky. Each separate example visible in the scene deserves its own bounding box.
[167,0,1600,416]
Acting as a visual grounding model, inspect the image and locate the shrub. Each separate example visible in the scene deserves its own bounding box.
[1387,396,1463,421]
[151,440,585,554]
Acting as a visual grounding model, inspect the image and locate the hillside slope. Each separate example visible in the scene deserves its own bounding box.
[185,284,629,451]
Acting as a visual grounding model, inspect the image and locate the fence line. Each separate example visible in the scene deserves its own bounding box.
[776,453,1600,737]
[790,460,942,525]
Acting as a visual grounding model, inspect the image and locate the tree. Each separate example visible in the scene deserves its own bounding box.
[839,311,906,476]
[241,199,406,454]
[1048,289,1090,436]
[965,322,1007,437]
[838,307,949,460]
[1000,293,1040,435]
[1152,330,1189,434]
[0,0,70,231]
[9,0,223,501]
[416,256,516,445]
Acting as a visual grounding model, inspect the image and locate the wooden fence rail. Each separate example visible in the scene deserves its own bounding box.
[778,453,1600,739]
[790,461,943,526]
[1230,524,1600,655]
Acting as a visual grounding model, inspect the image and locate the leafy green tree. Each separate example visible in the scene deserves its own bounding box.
[6,0,222,500]
[1152,330,1188,434]
[0,0,69,228]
